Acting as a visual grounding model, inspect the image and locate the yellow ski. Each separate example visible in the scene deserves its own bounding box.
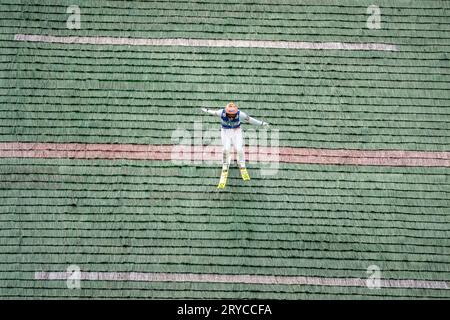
[240,168,250,181]
[217,169,229,189]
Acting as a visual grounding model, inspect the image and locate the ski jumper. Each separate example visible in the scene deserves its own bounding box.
[203,108,266,169]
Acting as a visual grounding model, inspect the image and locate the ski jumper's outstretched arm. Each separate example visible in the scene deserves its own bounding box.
[201,108,269,126]
[239,111,269,126]
[201,108,222,117]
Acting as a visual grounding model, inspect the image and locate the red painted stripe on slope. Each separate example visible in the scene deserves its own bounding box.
[0,142,449,167]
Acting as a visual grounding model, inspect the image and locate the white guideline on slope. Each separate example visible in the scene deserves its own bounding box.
[14,34,399,51]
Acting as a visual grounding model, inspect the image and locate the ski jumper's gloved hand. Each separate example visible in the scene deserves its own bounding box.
[262,121,270,128]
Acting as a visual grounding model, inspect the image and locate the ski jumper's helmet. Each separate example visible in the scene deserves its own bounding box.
[225,102,238,115]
